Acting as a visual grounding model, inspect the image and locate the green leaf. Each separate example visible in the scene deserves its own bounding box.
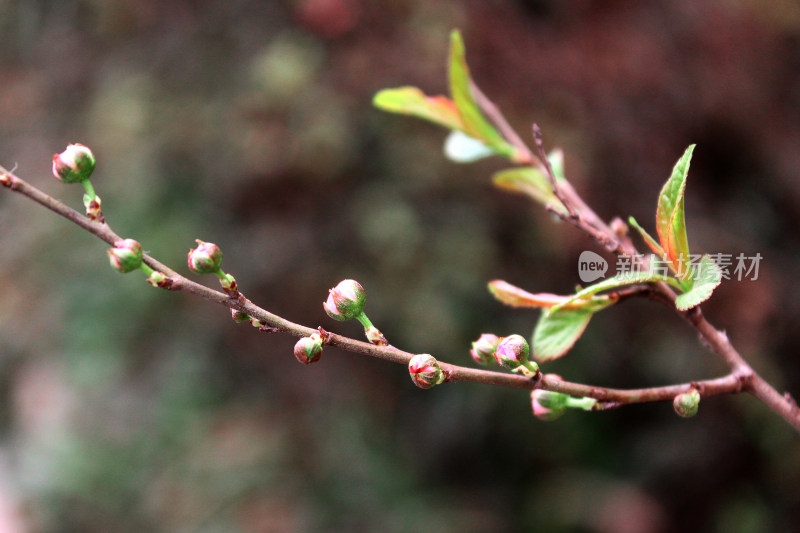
[532,299,613,362]
[448,30,515,158]
[656,145,695,278]
[373,87,464,131]
[548,270,680,314]
[674,254,723,310]
[628,216,664,257]
[488,279,615,309]
[444,130,495,163]
[492,167,567,214]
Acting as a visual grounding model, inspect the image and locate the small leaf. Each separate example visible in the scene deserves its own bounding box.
[674,254,723,310]
[492,167,567,214]
[373,87,464,131]
[656,145,695,277]
[549,271,680,314]
[628,216,664,257]
[444,130,495,163]
[488,280,615,309]
[448,30,515,158]
[532,299,613,362]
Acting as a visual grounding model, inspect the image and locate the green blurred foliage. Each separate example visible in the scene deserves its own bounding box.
[2,0,800,531]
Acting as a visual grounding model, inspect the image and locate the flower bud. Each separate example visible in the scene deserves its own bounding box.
[323,279,366,321]
[408,354,444,389]
[147,271,170,288]
[107,239,143,273]
[494,334,530,370]
[231,309,250,323]
[365,325,388,346]
[294,333,324,365]
[470,333,500,365]
[673,389,700,418]
[531,390,567,421]
[52,143,95,183]
[188,240,223,274]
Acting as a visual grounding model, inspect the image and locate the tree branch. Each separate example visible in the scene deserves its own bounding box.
[1,165,765,415]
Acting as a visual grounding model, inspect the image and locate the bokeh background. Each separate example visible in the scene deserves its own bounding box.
[1,1,799,531]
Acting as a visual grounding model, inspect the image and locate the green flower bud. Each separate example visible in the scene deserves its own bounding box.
[52,143,95,183]
[188,240,223,274]
[673,389,701,418]
[323,279,366,321]
[531,390,567,421]
[107,239,143,273]
[294,333,324,365]
[231,309,250,323]
[147,271,169,288]
[408,354,444,389]
[470,333,500,365]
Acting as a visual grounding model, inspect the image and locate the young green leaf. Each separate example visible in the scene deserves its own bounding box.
[492,167,567,214]
[372,87,464,131]
[448,30,515,158]
[674,254,723,310]
[488,279,615,309]
[656,145,695,278]
[628,216,664,257]
[548,270,681,315]
[444,130,495,163]
[532,298,614,362]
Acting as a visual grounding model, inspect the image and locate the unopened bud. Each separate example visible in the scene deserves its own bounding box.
[231,309,250,323]
[531,390,567,421]
[52,143,96,183]
[365,325,388,346]
[673,389,700,418]
[323,279,366,321]
[107,239,143,273]
[188,240,223,274]
[147,271,169,288]
[408,354,444,389]
[294,333,324,365]
[495,334,530,369]
[470,333,500,365]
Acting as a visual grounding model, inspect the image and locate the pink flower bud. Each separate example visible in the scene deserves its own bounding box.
[323,279,366,321]
[107,239,143,273]
[531,389,568,421]
[673,389,700,418]
[470,333,500,365]
[52,143,95,183]
[294,333,324,365]
[494,334,530,370]
[188,240,223,274]
[531,391,565,421]
[408,354,444,389]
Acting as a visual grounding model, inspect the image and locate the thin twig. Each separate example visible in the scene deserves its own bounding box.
[1,165,764,412]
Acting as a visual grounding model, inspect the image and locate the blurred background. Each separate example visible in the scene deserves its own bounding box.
[1,0,799,531]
